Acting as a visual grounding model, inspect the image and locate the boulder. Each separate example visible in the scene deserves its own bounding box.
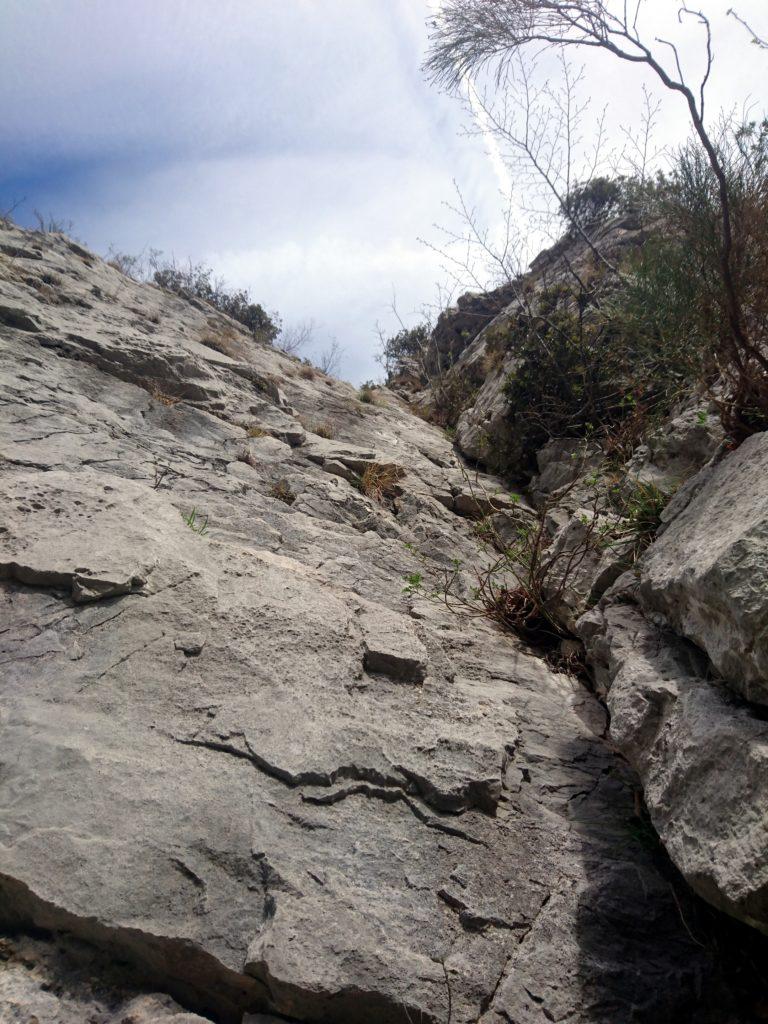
[639,432,768,706]
[580,599,768,933]
[625,401,723,493]
[360,605,428,682]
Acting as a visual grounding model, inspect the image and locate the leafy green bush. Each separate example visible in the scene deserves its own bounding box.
[379,323,431,383]
[562,176,630,233]
[629,119,768,439]
[500,279,689,476]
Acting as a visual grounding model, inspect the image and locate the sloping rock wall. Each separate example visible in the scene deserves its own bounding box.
[580,593,768,933]
[0,223,763,1023]
[573,430,768,937]
[639,432,768,706]
[451,215,648,471]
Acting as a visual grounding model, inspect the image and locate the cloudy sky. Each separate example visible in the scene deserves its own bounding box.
[1,0,765,382]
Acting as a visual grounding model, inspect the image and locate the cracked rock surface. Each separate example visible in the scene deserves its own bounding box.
[0,223,757,1023]
[639,431,768,707]
[581,597,768,934]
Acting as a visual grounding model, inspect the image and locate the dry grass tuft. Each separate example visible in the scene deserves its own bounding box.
[147,383,180,407]
[270,478,296,505]
[358,385,382,405]
[359,462,405,503]
[200,324,247,360]
[299,416,336,439]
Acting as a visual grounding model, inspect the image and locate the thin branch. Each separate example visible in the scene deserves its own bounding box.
[727,8,768,49]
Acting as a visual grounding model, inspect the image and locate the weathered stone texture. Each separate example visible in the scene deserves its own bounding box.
[580,595,768,934]
[640,432,768,706]
[0,222,761,1023]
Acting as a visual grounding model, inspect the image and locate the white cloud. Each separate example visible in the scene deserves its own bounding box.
[2,0,766,383]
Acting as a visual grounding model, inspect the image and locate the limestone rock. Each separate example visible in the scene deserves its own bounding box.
[0,469,178,602]
[454,359,513,467]
[580,600,768,933]
[530,438,604,505]
[360,605,428,682]
[544,509,634,633]
[639,432,768,705]
[0,304,40,332]
[625,401,724,493]
[0,219,757,1024]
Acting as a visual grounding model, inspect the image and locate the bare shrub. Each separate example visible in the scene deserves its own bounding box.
[105,246,162,281]
[0,198,25,227]
[270,479,296,505]
[33,210,74,235]
[276,319,315,356]
[316,339,344,377]
[728,9,768,49]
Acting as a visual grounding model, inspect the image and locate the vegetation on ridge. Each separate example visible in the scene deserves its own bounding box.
[378,1,768,476]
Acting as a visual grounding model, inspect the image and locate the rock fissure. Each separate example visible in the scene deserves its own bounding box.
[85,631,168,686]
[175,733,488,843]
[301,783,488,846]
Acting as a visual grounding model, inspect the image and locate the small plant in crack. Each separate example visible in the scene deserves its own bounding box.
[605,479,672,561]
[183,508,209,535]
[359,462,405,504]
[270,479,296,505]
[402,458,632,667]
[152,462,174,490]
[402,571,425,596]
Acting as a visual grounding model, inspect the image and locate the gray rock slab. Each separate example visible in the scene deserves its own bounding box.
[580,600,768,933]
[360,605,429,682]
[640,432,768,705]
[0,220,745,1024]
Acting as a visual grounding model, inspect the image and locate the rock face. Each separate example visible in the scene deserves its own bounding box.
[452,215,648,473]
[639,432,768,706]
[0,222,763,1023]
[581,595,768,933]
[572,431,768,936]
[0,933,213,1024]
[624,401,724,493]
